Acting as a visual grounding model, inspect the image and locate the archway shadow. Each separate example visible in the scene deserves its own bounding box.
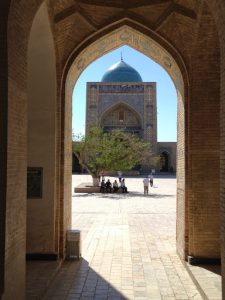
[198,265,221,276]
[73,192,175,199]
[186,264,222,299]
[26,260,62,300]
[43,258,129,299]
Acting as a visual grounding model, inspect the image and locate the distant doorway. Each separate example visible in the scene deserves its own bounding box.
[160,151,169,172]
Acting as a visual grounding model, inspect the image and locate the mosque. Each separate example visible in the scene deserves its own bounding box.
[2,2,225,299]
[84,58,177,173]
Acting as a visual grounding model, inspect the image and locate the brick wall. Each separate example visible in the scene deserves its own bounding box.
[3,1,43,298]
[0,2,10,297]
[219,14,225,299]
[188,2,220,259]
[208,0,225,295]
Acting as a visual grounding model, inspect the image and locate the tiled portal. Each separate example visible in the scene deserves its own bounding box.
[42,175,220,300]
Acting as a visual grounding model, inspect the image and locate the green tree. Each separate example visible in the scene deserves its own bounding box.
[73,127,158,186]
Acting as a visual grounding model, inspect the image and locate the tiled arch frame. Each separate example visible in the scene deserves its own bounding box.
[64,23,188,260]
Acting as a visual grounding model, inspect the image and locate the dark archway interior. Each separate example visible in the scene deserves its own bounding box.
[160,151,169,172]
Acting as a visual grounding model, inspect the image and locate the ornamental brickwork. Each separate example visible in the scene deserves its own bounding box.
[86,82,157,152]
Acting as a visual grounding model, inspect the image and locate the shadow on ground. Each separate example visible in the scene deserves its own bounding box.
[43,258,128,300]
[200,265,221,276]
[26,260,62,300]
[73,192,175,199]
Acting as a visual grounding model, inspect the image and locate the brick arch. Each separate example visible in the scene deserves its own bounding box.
[64,22,187,96]
[2,0,225,298]
[64,24,187,260]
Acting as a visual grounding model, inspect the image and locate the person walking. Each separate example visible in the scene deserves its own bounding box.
[149,173,154,187]
[100,179,105,193]
[143,176,150,195]
[118,171,122,183]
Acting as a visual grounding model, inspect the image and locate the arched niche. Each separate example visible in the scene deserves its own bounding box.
[27,2,58,255]
[100,102,143,136]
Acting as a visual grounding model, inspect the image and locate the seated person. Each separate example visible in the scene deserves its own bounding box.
[120,178,128,193]
[105,179,112,193]
[100,179,105,193]
[113,180,119,193]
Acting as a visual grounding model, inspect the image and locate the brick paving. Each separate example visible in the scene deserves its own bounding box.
[185,264,221,300]
[42,175,219,300]
[26,260,62,299]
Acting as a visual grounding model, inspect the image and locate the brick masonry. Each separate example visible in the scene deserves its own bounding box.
[207,1,225,295]
[188,2,220,259]
[0,1,10,297]
[1,0,225,299]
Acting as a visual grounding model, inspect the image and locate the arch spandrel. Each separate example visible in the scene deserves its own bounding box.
[66,25,185,100]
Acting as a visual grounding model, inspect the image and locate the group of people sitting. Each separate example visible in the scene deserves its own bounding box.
[100,177,128,193]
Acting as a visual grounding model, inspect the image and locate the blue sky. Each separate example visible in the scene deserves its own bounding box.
[72,45,177,142]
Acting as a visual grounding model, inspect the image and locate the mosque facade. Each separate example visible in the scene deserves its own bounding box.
[85,59,177,173]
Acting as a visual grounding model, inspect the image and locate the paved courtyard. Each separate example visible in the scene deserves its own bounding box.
[43,175,221,300]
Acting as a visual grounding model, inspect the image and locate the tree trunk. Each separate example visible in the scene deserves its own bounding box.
[92,176,99,187]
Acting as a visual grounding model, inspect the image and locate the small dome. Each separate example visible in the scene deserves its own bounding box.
[101,59,143,82]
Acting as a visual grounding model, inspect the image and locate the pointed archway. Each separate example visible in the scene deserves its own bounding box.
[65,24,187,260]
[2,0,224,298]
[100,102,143,136]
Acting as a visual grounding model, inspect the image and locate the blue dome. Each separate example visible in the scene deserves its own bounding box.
[101,60,143,82]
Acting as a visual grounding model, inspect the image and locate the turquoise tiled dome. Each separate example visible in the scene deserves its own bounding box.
[101,59,143,82]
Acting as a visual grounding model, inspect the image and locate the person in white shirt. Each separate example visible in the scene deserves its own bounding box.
[120,178,127,193]
[143,177,150,195]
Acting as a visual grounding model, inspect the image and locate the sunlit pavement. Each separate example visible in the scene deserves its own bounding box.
[43,174,212,300]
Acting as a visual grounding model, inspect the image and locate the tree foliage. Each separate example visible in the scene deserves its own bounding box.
[73,127,158,184]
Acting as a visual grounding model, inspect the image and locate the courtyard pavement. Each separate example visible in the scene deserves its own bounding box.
[42,175,221,300]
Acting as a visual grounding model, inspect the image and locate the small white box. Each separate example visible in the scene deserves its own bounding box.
[66,230,81,259]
